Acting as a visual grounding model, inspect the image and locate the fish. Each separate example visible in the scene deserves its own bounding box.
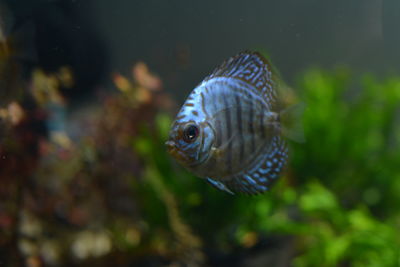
[166,51,303,195]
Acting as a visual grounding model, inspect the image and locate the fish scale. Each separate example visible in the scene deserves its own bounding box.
[200,81,269,177]
[166,51,295,195]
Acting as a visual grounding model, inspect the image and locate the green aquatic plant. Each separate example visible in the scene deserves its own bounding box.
[146,67,400,266]
[265,68,400,266]
[1,62,399,266]
[293,69,400,211]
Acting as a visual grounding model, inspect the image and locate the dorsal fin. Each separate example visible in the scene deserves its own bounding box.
[204,51,277,104]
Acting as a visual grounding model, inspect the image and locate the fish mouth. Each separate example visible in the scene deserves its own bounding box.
[165,140,175,152]
[165,140,189,163]
[165,138,210,167]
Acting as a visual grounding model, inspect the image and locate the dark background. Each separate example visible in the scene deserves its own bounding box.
[5,0,400,102]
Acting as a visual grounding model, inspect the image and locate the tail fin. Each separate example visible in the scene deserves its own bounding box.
[280,102,306,143]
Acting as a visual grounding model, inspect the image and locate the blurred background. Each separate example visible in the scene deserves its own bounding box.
[0,0,399,266]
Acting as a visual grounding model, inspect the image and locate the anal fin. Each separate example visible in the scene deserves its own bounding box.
[206,177,234,195]
[225,136,288,195]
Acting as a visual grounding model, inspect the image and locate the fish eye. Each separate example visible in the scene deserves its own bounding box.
[183,124,199,143]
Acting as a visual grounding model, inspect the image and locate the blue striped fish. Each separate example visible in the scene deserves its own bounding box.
[166,51,302,195]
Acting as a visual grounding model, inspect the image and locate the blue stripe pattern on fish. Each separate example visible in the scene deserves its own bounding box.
[166,51,295,195]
